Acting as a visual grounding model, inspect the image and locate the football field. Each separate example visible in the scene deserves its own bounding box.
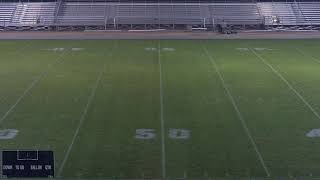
[1,39,320,179]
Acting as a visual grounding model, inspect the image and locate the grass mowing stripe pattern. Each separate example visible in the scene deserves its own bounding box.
[0,50,69,126]
[58,41,118,177]
[2,40,320,178]
[203,43,271,177]
[295,48,320,64]
[58,63,105,177]
[250,48,320,121]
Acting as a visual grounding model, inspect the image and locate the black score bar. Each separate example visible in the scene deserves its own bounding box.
[2,150,54,178]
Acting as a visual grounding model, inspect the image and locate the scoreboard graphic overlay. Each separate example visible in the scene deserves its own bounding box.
[2,150,54,178]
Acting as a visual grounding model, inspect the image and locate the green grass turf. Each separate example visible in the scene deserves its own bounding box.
[1,39,320,179]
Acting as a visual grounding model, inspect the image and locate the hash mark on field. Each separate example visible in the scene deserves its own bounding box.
[58,64,105,177]
[250,48,320,122]
[203,43,271,177]
[0,50,69,126]
[295,48,320,64]
[158,41,167,179]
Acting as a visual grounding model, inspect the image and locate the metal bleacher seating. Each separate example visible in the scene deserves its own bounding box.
[0,3,17,26]
[258,2,297,25]
[297,2,320,25]
[56,3,108,25]
[1,2,57,26]
[115,3,204,25]
[20,2,57,25]
[1,1,320,29]
[209,3,262,25]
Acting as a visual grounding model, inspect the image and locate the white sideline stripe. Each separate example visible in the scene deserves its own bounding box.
[58,64,105,177]
[203,44,271,177]
[0,51,68,125]
[158,41,166,179]
[295,48,320,64]
[250,48,320,121]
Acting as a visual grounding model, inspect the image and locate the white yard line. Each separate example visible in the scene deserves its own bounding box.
[58,64,105,177]
[250,48,320,121]
[0,50,69,125]
[295,48,320,64]
[203,44,271,177]
[158,41,167,179]
[57,41,118,177]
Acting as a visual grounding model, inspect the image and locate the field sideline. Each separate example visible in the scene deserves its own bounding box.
[1,39,320,179]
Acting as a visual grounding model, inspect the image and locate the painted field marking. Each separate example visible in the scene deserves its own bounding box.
[58,42,117,177]
[0,50,69,126]
[58,63,105,177]
[250,48,320,121]
[0,41,35,116]
[162,48,175,52]
[0,129,19,139]
[71,48,85,51]
[295,48,320,64]
[135,129,156,139]
[41,48,65,52]
[145,47,157,51]
[145,47,175,52]
[306,129,320,137]
[253,48,275,51]
[168,129,190,139]
[203,43,271,177]
[158,41,166,179]
[135,128,190,140]
[236,48,249,51]
[42,47,85,52]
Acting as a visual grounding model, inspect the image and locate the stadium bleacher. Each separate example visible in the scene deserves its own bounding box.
[209,3,262,25]
[56,3,107,25]
[1,0,320,30]
[0,3,17,26]
[297,2,320,25]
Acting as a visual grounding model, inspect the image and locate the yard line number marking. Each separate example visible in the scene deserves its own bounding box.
[203,43,271,177]
[135,128,190,140]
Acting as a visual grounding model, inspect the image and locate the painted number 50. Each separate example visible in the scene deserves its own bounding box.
[135,128,190,140]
